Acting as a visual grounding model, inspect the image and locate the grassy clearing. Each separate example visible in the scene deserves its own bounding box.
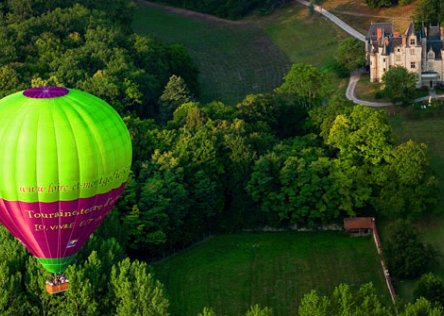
[132,2,348,105]
[355,74,387,102]
[154,232,388,316]
[389,115,444,301]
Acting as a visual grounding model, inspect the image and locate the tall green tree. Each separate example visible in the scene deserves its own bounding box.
[159,74,193,124]
[298,291,330,316]
[245,304,273,316]
[275,63,330,109]
[335,38,366,73]
[374,140,438,218]
[414,0,443,25]
[382,66,417,105]
[111,258,169,316]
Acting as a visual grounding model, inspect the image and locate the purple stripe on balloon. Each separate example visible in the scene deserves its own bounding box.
[0,183,125,259]
[23,86,69,99]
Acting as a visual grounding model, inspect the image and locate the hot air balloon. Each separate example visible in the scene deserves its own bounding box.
[0,86,132,294]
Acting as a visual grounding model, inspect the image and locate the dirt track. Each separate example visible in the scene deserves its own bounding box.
[135,0,246,25]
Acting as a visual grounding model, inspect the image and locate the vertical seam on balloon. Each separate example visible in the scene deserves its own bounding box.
[35,107,53,259]
[70,93,110,192]
[64,92,106,256]
[58,97,82,260]
[50,101,63,267]
[8,104,41,257]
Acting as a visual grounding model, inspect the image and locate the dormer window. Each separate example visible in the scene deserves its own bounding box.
[428,51,435,59]
[397,48,401,53]
[410,38,415,45]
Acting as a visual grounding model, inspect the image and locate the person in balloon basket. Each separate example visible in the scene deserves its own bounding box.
[45,274,69,286]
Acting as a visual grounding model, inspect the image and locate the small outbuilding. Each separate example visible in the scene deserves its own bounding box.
[343,217,375,236]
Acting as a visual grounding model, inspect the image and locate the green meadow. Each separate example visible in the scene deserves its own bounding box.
[154,232,388,316]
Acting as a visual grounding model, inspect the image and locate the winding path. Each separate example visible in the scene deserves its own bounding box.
[295,0,366,42]
[294,0,444,106]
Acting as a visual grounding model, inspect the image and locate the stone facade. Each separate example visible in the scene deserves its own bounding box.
[366,22,444,88]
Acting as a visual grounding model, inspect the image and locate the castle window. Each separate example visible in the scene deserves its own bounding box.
[410,49,415,55]
[383,68,386,72]
[383,58,386,62]
[395,55,401,62]
[397,48,401,52]
[411,62,416,69]
[410,38,415,45]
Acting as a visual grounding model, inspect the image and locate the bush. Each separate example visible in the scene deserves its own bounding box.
[414,273,444,307]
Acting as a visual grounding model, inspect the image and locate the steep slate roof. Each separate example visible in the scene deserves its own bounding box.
[405,22,415,37]
[367,22,393,39]
[366,22,424,55]
[386,37,402,54]
[427,41,443,59]
[367,23,394,54]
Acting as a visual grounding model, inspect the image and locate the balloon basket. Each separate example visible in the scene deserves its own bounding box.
[45,282,69,294]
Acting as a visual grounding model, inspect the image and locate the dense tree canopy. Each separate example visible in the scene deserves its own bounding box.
[414,0,444,25]
[0,1,198,118]
[382,66,418,105]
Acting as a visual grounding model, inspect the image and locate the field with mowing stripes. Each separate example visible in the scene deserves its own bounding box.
[154,232,388,316]
[133,2,347,104]
[133,3,290,105]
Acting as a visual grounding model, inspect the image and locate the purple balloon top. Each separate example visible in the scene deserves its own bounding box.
[23,86,69,99]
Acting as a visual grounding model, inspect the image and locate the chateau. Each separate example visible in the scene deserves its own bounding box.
[366,22,444,88]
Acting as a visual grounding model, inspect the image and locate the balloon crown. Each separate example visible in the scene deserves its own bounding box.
[23,86,69,99]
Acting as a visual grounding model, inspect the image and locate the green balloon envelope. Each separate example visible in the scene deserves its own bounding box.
[0,87,132,273]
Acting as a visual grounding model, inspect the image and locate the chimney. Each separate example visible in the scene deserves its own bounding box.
[376,27,383,40]
[402,35,406,45]
[384,37,389,46]
[424,27,428,37]
[393,31,399,37]
[441,27,444,41]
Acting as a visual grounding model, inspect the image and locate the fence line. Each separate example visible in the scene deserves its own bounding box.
[372,219,397,304]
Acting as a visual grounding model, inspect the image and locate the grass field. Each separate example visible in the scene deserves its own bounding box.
[132,2,348,105]
[133,3,290,105]
[154,232,388,316]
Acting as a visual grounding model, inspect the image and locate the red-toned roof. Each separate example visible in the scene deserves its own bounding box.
[344,217,374,230]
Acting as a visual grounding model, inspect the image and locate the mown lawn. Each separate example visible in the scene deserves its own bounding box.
[154,232,388,316]
[389,115,444,301]
[132,2,348,105]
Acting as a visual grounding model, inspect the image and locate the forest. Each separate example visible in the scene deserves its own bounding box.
[0,0,442,315]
